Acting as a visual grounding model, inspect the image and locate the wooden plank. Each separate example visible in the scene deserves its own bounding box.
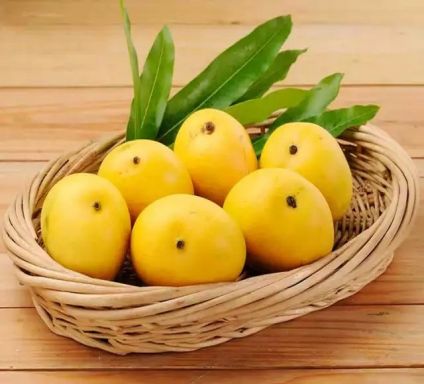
[0,163,422,308]
[0,305,423,369]
[0,254,32,308]
[0,86,423,161]
[0,162,43,240]
[0,369,423,384]
[0,23,422,87]
[0,162,42,206]
[2,0,423,26]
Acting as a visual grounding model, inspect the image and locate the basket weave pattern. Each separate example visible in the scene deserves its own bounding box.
[2,124,419,354]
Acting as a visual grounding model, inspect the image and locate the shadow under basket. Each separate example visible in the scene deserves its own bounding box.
[2,124,419,355]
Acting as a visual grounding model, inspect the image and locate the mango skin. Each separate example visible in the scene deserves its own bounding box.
[174,108,258,206]
[131,194,246,286]
[260,122,353,220]
[98,140,194,221]
[224,168,334,272]
[41,173,131,280]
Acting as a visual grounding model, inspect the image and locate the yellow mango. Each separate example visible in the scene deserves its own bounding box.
[174,109,257,205]
[131,194,246,286]
[260,122,352,220]
[224,168,334,272]
[41,173,131,280]
[98,140,193,221]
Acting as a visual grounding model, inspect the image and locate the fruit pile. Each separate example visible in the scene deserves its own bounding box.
[41,113,352,286]
[40,2,379,287]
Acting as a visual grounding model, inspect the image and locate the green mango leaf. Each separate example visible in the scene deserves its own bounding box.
[236,49,306,102]
[119,0,141,137]
[225,88,307,126]
[304,105,380,137]
[158,16,293,145]
[253,73,343,154]
[127,26,174,140]
[270,73,344,128]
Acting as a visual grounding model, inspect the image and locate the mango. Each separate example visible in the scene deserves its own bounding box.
[41,173,131,280]
[174,108,257,205]
[224,168,334,271]
[98,140,193,221]
[260,122,352,220]
[131,194,246,286]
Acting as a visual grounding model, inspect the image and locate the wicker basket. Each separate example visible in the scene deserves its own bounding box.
[2,124,419,355]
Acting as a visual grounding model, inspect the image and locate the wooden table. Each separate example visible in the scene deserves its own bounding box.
[1,1,423,382]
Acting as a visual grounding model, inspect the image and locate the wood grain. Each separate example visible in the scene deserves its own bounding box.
[0,86,423,161]
[2,0,423,26]
[1,23,423,87]
[0,255,31,308]
[1,369,423,384]
[1,305,423,369]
